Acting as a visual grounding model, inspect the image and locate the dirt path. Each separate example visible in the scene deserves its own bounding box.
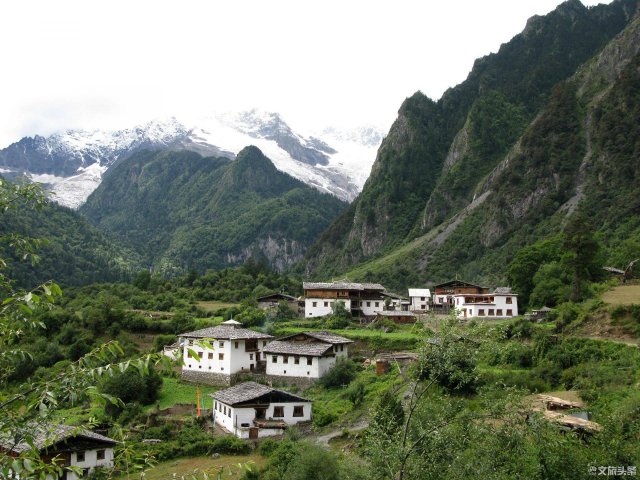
[313,418,370,446]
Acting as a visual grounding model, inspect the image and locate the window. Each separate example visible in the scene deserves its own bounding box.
[283,356,289,364]
[187,351,192,358]
[312,301,317,307]
[497,309,503,316]
[273,406,284,417]
[263,341,267,347]
[208,353,213,360]
[272,356,278,363]
[77,451,85,462]
[340,345,344,352]
[478,309,485,316]
[97,449,105,460]
[488,309,495,316]
[307,357,312,365]
[294,356,300,364]
[375,302,379,307]
[219,341,225,348]
[250,354,254,360]
[197,352,203,358]
[188,339,193,346]
[324,301,328,307]
[293,406,304,417]
[506,309,513,316]
[506,297,513,304]
[421,297,425,301]
[367,301,371,307]
[456,298,460,305]
[219,353,224,360]
[235,341,239,348]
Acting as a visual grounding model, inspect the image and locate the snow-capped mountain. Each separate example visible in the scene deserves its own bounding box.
[0,112,384,208]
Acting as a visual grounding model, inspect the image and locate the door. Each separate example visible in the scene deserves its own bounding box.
[249,428,259,439]
[250,363,254,371]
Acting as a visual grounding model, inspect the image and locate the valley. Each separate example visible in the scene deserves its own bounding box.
[1,0,640,479]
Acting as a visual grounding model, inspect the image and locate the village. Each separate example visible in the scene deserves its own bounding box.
[6,277,635,479]
[167,279,525,440]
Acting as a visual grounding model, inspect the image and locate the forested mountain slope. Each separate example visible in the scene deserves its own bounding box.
[81,147,347,274]
[0,193,141,288]
[304,0,639,290]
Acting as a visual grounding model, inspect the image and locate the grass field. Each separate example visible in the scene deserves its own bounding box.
[119,454,265,479]
[197,301,240,312]
[153,377,219,411]
[602,284,640,305]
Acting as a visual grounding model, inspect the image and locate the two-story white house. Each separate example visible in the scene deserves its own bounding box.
[1,424,117,480]
[453,288,519,319]
[211,382,312,439]
[179,321,273,386]
[408,288,431,312]
[263,331,352,380]
[303,282,386,319]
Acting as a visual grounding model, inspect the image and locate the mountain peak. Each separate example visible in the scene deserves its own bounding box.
[234,145,277,171]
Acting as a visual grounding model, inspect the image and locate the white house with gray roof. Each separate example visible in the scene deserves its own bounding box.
[263,331,353,379]
[1,423,116,480]
[211,382,312,439]
[179,321,273,386]
[303,281,387,318]
[408,288,431,312]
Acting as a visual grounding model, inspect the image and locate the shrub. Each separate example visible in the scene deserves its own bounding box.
[320,359,358,389]
[211,435,251,455]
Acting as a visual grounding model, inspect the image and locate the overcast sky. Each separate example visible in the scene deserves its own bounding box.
[0,0,612,148]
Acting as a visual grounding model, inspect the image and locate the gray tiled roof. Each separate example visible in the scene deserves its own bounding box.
[302,331,353,344]
[2,423,117,453]
[303,282,385,291]
[263,340,333,356]
[493,287,515,295]
[212,382,309,406]
[178,325,273,340]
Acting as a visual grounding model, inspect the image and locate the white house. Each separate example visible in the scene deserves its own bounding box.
[211,382,312,439]
[453,288,519,319]
[1,424,116,480]
[303,282,386,319]
[263,331,353,379]
[408,288,431,311]
[179,321,273,385]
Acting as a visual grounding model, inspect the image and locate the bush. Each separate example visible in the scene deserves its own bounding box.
[345,381,366,406]
[320,359,358,389]
[211,435,251,455]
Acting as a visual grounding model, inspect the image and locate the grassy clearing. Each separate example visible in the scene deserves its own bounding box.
[602,284,640,305]
[197,301,240,312]
[120,454,265,480]
[153,377,219,411]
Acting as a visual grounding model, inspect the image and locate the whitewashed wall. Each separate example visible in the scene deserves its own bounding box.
[266,354,320,378]
[454,295,519,318]
[305,298,352,318]
[182,338,271,375]
[213,401,312,438]
[62,447,114,480]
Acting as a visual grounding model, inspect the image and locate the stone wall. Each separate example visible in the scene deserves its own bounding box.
[181,369,317,388]
[181,370,233,386]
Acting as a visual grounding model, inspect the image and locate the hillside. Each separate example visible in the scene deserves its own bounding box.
[0,192,141,288]
[80,147,347,274]
[304,0,639,290]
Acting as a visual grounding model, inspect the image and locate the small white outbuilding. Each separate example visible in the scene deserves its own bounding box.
[211,382,312,439]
